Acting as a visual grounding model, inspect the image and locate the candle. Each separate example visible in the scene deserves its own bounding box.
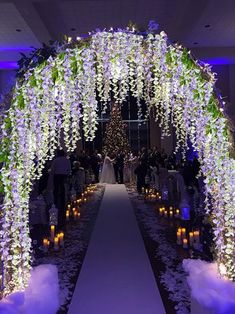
[67,204,71,210]
[43,238,49,252]
[193,231,200,243]
[177,231,182,245]
[169,210,173,218]
[54,236,59,251]
[164,210,168,218]
[59,232,64,247]
[175,209,180,218]
[84,198,87,202]
[189,232,194,246]
[183,238,188,249]
[50,225,55,242]
[181,228,186,237]
[66,210,70,221]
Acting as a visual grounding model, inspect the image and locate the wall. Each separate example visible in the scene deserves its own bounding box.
[0,69,16,98]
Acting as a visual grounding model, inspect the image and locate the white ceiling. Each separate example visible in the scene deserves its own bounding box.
[0,0,235,69]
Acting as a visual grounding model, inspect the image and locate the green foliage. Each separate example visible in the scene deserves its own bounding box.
[17,91,25,109]
[70,56,78,76]
[207,96,223,119]
[52,66,59,83]
[29,74,37,87]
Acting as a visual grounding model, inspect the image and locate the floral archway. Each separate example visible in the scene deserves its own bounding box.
[1,27,235,295]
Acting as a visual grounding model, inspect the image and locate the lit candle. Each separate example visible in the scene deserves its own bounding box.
[177,231,182,245]
[66,210,70,221]
[181,228,186,237]
[164,210,168,218]
[189,232,194,246]
[193,231,200,243]
[59,232,64,247]
[84,198,87,202]
[175,209,180,218]
[43,238,49,252]
[169,210,173,218]
[183,238,188,249]
[50,225,55,242]
[54,236,59,251]
[67,204,71,210]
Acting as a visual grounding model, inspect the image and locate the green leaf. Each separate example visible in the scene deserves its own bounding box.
[17,91,25,109]
[70,56,78,75]
[4,116,12,130]
[52,66,58,83]
[29,74,37,87]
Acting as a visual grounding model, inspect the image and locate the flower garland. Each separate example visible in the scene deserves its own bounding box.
[1,28,235,295]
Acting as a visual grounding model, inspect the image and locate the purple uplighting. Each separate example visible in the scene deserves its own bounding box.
[202,57,232,65]
[0,61,19,70]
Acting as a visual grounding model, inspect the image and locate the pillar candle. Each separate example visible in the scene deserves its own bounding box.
[43,238,48,252]
[66,210,70,221]
[54,236,59,251]
[183,238,188,249]
[169,210,173,218]
[175,209,180,218]
[193,231,200,243]
[59,232,64,247]
[189,232,194,246]
[181,228,186,237]
[50,225,55,242]
[177,232,182,245]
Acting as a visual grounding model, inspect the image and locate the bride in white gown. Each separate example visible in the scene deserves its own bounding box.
[100,154,116,184]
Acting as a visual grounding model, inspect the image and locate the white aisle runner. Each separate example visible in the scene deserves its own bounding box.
[68,184,166,314]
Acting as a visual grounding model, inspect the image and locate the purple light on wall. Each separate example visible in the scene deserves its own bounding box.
[0,47,34,51]
[0,61,19,70]
[201,57,232,65]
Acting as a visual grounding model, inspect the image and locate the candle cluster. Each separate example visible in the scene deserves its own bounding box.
[158,206,180,219]
[144,188,162,201]
[176,227,200,250]
[43,227,64,252]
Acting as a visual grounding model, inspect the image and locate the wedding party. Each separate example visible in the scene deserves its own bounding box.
[0,1,235,314]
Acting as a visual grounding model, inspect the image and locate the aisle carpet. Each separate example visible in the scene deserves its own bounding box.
[68,184,166,314]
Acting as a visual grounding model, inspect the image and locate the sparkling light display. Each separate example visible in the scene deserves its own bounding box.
[103,103,130,155]
[1,27,235,295]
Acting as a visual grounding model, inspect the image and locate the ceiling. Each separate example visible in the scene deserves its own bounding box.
[0,0,235,69]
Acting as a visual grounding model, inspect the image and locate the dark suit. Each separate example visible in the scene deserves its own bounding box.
[114,154,124,183]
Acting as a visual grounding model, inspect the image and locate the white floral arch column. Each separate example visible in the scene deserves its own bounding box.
[1,30,235,294]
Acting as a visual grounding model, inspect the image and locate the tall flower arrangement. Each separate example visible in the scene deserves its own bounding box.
[1,27,235,295]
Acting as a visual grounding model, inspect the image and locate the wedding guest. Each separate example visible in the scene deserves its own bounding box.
[113,151,125,184]
[90,150,102,183]
[72,161,85,194]
[134,161,147,194]
[51,150,71,229]
[129,152,139,184]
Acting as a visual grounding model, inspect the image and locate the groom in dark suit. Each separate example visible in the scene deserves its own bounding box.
[114,151,125,183]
